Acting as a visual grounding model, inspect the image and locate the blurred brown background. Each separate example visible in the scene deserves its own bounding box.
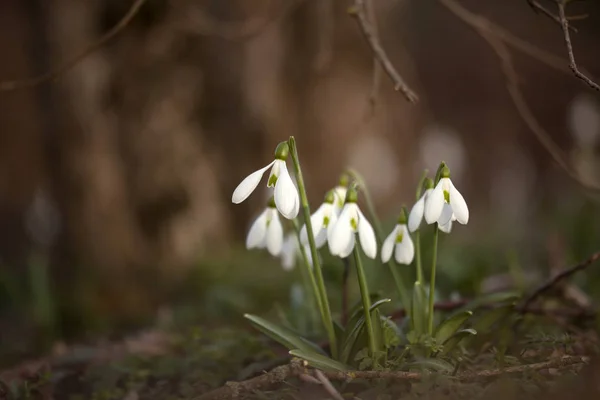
[0,0,599,333]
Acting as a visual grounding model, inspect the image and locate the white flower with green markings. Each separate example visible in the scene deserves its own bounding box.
[232,142,299,219]
[424,166,469,228]
[300,190,338,249]
[246,197,283,256]
[328,187,377,259]
[408,178,434,233]
[382,208,414,265]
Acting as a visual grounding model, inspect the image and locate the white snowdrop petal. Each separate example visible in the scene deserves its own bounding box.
[281,235,297,271]
[408,197,425,233]
[266,212,283,256]
[395,226,414,265]
[381,226,397,263]
[274,161,300,219]
[314,228,328,248]
[232,161,275,204]
[328,205,352,256]
[339,233,356,258]
[439,219,453,234]
[246,209,269,248]
[449,182,469,224]
[424,183,444,224]
[357,210,377,259]
[438,203,454,226]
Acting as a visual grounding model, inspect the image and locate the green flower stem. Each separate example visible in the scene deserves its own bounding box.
[292,219,322,332]
[347,168,411,310]
[353,246,377,357]
[427,224,439,335]
[414,170,428,285]
[415,232,423,284]
[288,136,338,359]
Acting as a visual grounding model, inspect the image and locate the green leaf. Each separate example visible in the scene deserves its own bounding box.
[290,349,350,372]
[411,282,427,337]
[405,357,454,373]
[435,311,472,344]
[340,299,391,365]
[371,309,385,352]
[440,328,477,355]
[244,314,325,355]
[347,294,382,325]
[459,291,520,312]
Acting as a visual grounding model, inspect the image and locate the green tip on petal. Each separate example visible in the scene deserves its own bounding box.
[324,190,335,204]
[345,186,358,203]
[267,195,276,208]
[274,142,290,160]
[440,165,451,179]
[397,207,408,224]
[338,173,350,187]
[423,178,434,190]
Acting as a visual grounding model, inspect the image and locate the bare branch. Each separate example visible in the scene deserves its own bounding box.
[557,1,600,91]
[349,0,418,103]
[196,356,588,399]
[528,0,578,32]
[365,0,383,110]
[439,0,600,193]
[519,250,600,313]
[0,0,148,92]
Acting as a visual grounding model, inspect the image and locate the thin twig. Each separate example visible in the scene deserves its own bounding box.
[557,1,600,91]
[527,0,578,32]
[0,0,148,92]
[519,251,600,313]
[365,0,383,110]
[438,0,600,193]
[314,370,344,400]
[196,356,588,399]
[349,0,418,103]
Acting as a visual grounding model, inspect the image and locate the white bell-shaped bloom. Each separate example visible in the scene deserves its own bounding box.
[332,185,347,214]
[281,233,312,271]
[408,188,433,233]
[246,203,283,256]
[328,189,377,259]
[232,143,299,219]
[424,172,469,226]
[381,223,414,265]
[438,212,456,234]
[300,190,338,249]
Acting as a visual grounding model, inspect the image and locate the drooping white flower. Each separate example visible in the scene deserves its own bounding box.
[381,222,414,265]
[408,185,433,233]
[424,166,468,227]
[328,187,377,259]
[300,190,338,249]
[281,233,312,271]
[232,142,299,219]
[332,185,347,213]
[246,198,283,256]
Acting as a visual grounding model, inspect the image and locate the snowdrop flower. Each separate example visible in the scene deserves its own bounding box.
[382,208,414,265]
[408,178,434,233]
[332,173,349,213]
[328,187,377,259]
[424,165,469,227]
[281,233,313,271]
[246,197,283,256]
[300,190,338,249]
[232,142,299,219]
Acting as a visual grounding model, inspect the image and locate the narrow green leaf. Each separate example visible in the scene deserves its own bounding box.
[290,349,350,372]
[340,299,391,365]
[347,294,382,325]
[441,328,477,355]
[371,309,384,352]
[435,311,472,344]
[244,314,325,355]
[411,282,427,337]
[405,357,454,373]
